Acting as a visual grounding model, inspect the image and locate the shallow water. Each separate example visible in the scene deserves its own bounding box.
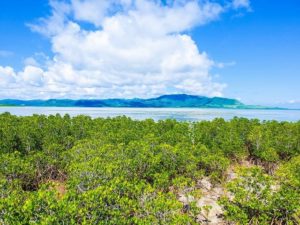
[0,107,299,122]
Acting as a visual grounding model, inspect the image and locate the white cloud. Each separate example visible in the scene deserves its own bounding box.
[24,57,40,67]
[70,0,132,27]
[215,61,236,68]
[288,100,300,104]
[24,52,51,68]
[0,0,250,99]
[232,0,251,10]
[0,66,16,86]
[28,0,71,36]
[18,66,45,87]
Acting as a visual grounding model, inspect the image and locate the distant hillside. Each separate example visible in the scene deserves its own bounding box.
[0,94,281,109]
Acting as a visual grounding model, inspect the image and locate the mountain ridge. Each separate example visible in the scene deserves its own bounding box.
[0,94,284,109]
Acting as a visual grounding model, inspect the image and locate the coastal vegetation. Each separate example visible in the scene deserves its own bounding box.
[0,112,299,224]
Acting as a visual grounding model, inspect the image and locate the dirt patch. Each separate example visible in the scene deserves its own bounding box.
[177,161,258,224]
[47,180,67,199]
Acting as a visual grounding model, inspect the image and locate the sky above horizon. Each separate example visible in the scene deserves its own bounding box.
[0,0,299,105]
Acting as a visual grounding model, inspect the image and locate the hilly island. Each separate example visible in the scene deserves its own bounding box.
[0,94,278,109]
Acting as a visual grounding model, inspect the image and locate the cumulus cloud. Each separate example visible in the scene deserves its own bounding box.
[0,0,250,99]
[0,66,16,86]
[19,66,45,87]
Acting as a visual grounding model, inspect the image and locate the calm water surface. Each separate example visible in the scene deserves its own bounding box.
[0,107,299,122]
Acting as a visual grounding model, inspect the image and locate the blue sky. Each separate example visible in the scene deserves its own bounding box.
[0,0,299,105]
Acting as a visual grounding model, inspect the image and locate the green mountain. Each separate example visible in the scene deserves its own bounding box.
[0,94,281,109]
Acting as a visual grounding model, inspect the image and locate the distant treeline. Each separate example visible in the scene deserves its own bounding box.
[0,113,299,224]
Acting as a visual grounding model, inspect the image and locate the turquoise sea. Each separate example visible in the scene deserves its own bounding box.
[0,107,299,122]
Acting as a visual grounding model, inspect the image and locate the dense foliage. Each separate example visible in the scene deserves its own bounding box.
[0,112,299,224]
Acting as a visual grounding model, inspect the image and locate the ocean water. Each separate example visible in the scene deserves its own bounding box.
[0,107,300,122]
